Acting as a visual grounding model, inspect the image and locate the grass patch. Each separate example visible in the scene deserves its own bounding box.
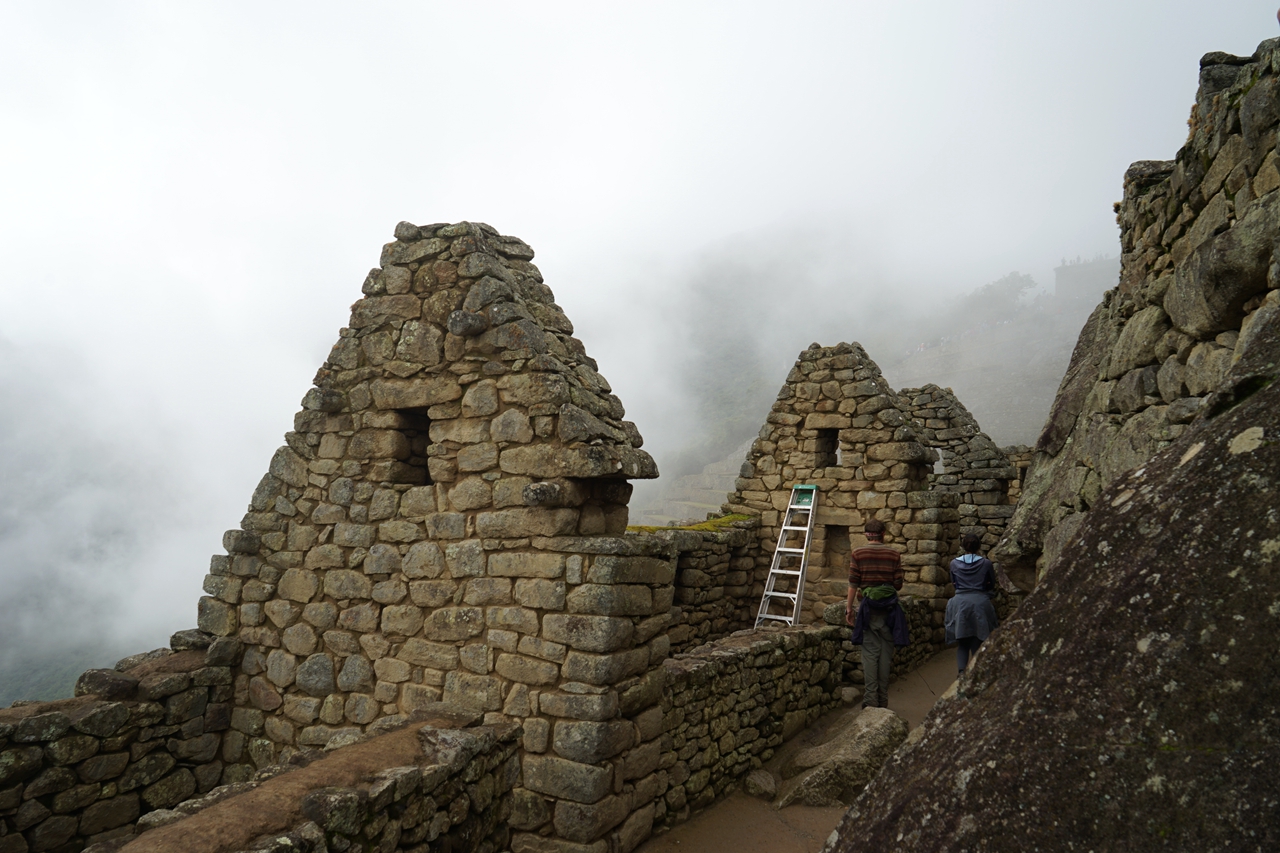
[628,513,754,534]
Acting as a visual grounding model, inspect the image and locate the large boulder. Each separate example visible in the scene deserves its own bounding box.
[823,311,1280,850]
[777,707,907,807]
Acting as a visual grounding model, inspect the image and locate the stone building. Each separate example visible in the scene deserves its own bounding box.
[723,343,1021,627]
[0,221,885,853]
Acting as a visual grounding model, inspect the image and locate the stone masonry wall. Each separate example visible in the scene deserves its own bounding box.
[179,222,684,851]
[0,640,241,853]
[996,39,1280,584]
[645,524,758,655]
[92,718,519,853]
[724,343,959,623]
[899,384,1017,550]
[653,625,848,831]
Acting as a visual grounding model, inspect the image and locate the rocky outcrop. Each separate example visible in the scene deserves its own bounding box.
[996,38,1280,583]
[824,56,1280,843]
[776,707,906,807]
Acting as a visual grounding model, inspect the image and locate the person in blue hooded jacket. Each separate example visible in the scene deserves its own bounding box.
[945,533,999,675]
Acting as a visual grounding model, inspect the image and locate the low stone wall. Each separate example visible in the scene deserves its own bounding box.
[87,718,518,853]
[826,598,944,687]
[646,525,756,655]
[0,639,240,853]
[653,625,849,830]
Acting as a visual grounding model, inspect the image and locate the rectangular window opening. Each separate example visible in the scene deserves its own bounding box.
[392,407,433,485]
[815,428,841,469]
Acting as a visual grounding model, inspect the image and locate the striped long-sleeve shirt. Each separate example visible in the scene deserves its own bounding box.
[849,543,904,590]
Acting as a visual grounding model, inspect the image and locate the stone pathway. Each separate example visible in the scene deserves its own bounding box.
[637,649,959,853]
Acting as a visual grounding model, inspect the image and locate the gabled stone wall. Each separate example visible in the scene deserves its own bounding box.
[898,384,1017,550]
[724,343,966,621]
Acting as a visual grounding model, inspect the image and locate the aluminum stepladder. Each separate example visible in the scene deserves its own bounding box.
[754,484,818,628]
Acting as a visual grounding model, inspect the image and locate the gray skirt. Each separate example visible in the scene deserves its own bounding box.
[945,591,998,644]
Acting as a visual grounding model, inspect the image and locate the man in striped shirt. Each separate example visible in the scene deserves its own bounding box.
[846,519,906,708]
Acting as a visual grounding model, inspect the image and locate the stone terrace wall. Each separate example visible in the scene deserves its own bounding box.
[996,39,1280,583]
[653,625,849,830]
[0,643,239,853]
[645,524,757,655]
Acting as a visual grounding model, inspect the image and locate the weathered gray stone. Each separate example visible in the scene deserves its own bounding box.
[491,409,534,443]
[445,539,485,577]
[495,653,560,685]
[542,614,634,652]
[566,584,652,616]
[489,551,565,578]
[425,607,485,641]
[323,570,372,600]
[74,669,138,701]
[779,707,908,806]
[296,654,336,697]
[522,753,612,804]
[554,794,629,843]
[403,541,446,578]
[398,639,460,669]
[1105,305,1171,379]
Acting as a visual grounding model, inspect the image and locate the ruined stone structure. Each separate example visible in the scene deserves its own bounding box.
[0,223,868,853]
[996,41,1280,586]
[722,344,1020,634]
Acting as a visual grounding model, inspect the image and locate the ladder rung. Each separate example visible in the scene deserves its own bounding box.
[776,548,806,555]
[763,592,797,600]
[781,525,808,531]
[757,613,793,621]
[769,569,802,576]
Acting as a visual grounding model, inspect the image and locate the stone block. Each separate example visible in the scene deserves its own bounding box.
[383,519,428,541]
[276,568,318,601]
[567,584,653,616]
[543,614,635,652]
[554,794,629,843]
[522,753,612,804]
[296,654,336,696]
[477,508,579,538]
[490,551,566,578]
[442,671,502,711]
[486,606,540,634]
[408,579,456,607]
[561,648,648,685]
[381,604,424,636]
[403,541,446,578]
[78,792,139,835]
[514,578,567,610]
[197,597,238,637]
[464,577,514,605]
[492,409,534,443]
[540,691,618,721]
[495,653,560,685]
[425,607,485,641]
[323,570,372,600]
[370,377,461,410]
[586,556,674,585]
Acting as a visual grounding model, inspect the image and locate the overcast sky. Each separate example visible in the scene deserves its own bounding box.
[1,1,1276,681]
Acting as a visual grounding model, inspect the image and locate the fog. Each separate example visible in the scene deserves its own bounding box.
[0,1,1274,700]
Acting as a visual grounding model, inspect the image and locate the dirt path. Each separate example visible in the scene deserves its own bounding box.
[638,649,958,853]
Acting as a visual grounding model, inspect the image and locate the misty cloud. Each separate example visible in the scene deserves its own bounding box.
[1,2,1275,698]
